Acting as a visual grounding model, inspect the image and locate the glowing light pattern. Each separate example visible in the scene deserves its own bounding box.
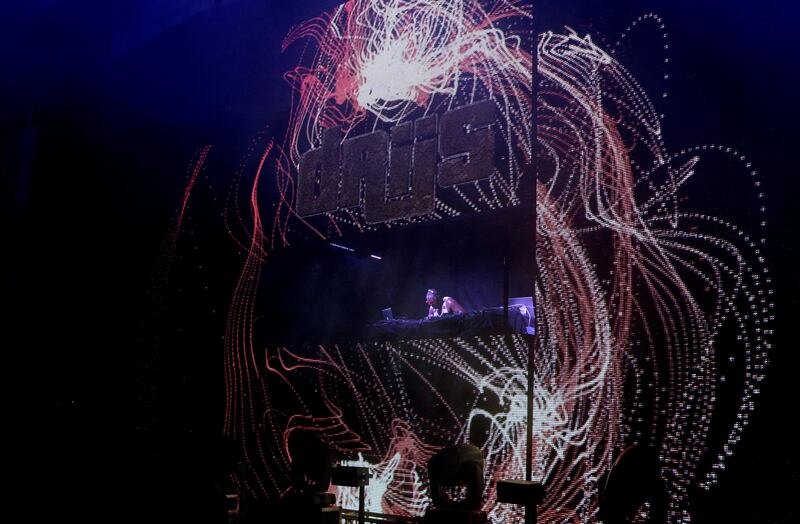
[534,20,772,521]
[205,7,774,524]
[271,0,534,244]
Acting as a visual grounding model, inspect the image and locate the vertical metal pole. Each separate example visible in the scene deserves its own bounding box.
[503,229,510,332]
[525,335,536,524]
[525,11,539,488]
[525,18,540,524]
[358,484,365,524]
[525,505,536,524]
[525,334,534,482]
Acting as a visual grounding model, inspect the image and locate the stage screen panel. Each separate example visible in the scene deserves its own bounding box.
[220,0,537,520]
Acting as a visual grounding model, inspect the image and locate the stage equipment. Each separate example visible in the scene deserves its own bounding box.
[424,444,487,524]
[597,445,666,524]
[496,479,544,524]
[272,430,339,523]
[332,465,372,524]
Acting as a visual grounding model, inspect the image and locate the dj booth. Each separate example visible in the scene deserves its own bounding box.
[366,306,532,342]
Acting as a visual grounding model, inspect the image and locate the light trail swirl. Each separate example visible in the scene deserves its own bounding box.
[271,0,534,244]
[205,6,775,523]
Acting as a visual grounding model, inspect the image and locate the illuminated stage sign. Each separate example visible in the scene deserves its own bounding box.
[269,0,535,242]
[296,100,496,224]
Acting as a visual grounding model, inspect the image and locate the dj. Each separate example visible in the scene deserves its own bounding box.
[425,288,466,318]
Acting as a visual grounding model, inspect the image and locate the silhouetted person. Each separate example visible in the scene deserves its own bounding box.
[428,443,485,510]
[598,445,667,523]
[426,288,466,319]
[287,429,337,493]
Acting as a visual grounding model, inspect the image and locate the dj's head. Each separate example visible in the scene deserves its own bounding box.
[426,288,440,306]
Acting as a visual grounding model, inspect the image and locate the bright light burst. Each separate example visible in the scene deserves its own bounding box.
[268,0,533,244]
[284,0,532,126]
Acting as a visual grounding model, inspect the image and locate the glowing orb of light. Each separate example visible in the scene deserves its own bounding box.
[353,37,443,115]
